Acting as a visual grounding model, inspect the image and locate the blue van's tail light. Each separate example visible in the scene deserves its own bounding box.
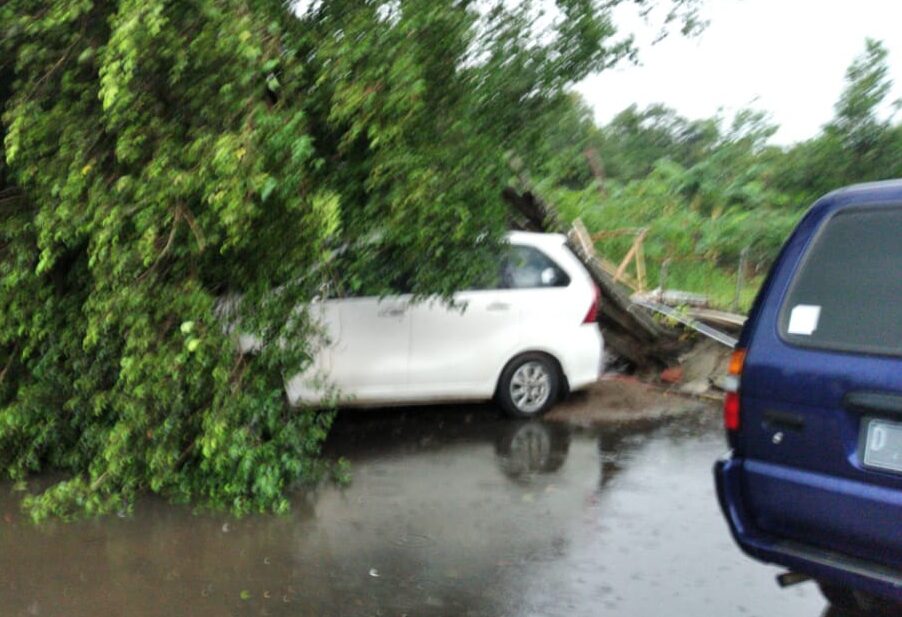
[727,349,746,377]
[723,349,746,431]
[724,391,741,430]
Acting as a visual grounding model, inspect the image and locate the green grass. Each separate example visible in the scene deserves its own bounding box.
[549,186,766,314]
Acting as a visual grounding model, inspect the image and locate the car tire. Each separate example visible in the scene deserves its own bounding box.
[819,582,860,612]
[497,353,561,418]
[817,582,901,615]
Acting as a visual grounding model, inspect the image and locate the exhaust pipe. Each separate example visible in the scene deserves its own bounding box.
[776,571,811,588]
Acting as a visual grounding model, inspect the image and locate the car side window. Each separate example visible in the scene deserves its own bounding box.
[501,246,570,289]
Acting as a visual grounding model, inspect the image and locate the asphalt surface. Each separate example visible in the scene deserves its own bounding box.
[0,402,841,617]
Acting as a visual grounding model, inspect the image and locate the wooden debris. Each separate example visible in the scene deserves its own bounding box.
[632,299,738,348]
[570,219,638,289]
[502,176,748,365]
[685,308,747,329]
[636,289,710,308]
[594,226,648,292]
[503,186,685,368]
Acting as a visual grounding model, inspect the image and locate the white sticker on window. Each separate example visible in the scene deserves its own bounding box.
[787,304,821,336]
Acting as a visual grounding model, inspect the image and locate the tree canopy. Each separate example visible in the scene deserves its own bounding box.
[0,0,705,519]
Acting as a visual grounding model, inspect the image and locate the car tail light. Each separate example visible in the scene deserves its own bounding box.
[723,391,740,431]
[723,349,745,431]
[582,284,600,324]
[727,349,746,376]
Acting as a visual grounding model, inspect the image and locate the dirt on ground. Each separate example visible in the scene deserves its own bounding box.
[547,377,715,426]
[676,339,734,392]
[548,338,729,427]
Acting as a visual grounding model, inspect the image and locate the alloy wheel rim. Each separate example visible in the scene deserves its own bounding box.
[509,361,551,413]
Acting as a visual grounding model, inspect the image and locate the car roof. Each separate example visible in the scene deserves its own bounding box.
[505,230,568,249]
[820,178,902,205]
[805,178,902,221]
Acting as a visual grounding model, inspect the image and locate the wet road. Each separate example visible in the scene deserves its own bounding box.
[0,405,836,616]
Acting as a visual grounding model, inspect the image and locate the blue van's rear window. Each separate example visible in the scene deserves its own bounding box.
[780,205,902,356]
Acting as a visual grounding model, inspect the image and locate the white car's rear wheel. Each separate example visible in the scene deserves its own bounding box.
[497,354,561,418]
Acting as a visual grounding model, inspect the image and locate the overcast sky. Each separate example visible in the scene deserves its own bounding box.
[575,0,902,145]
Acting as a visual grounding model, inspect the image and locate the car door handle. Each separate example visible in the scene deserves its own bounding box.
[844,391,902,417]
[487,302,510,311]
[763,410,805,432]
[378,307,405,317]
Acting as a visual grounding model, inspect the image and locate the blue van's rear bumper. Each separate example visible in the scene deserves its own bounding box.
[714,451,902,602]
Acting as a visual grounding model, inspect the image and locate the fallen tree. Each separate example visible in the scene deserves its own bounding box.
[0,0,702,519]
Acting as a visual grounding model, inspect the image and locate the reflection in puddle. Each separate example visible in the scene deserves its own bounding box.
[495,421,570,481]
[0,406,826,617]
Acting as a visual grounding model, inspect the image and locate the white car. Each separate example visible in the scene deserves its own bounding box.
[286,231,604,416]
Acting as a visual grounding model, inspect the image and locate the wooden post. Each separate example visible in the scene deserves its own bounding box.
[733,246,749,312]
[659,258,671,299]
[571,218,597,258]
[614,231,645,284]
[634,228,648,292]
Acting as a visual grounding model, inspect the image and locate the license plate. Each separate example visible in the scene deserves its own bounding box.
[862,418,902,474]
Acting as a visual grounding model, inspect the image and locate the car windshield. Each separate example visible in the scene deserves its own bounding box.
[780,205,902,356]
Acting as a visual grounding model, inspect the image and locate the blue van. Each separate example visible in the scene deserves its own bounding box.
[714,180,902,612]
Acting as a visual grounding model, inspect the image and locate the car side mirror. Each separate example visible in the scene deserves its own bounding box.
[541,267,558,286]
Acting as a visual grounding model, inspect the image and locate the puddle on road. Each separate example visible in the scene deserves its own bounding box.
[0,405,828,617]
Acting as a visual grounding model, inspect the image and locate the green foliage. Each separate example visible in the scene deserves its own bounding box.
[541,38,901,311]
[0,0,344,520]
[773,39,902,205]
[833,39,895,149]
[1,0,690,518]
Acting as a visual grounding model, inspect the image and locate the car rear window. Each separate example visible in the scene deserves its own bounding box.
[780,205,902,356]
[501,245,570,289]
